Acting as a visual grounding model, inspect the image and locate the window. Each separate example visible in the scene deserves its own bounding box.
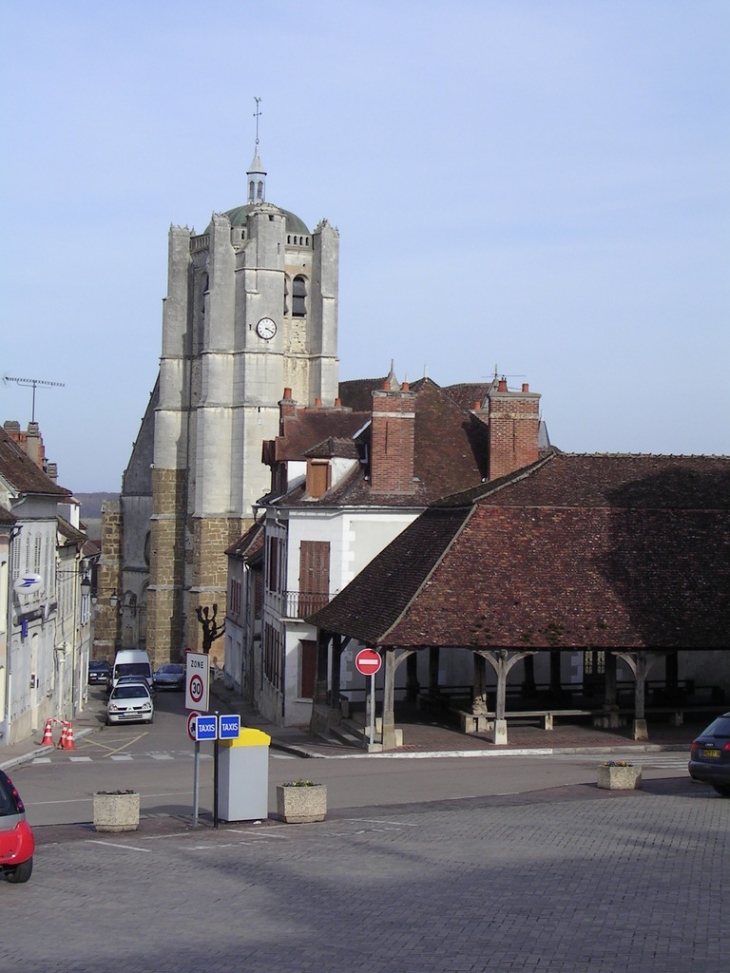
[298,541,330,617]
[229,578,242,616]
[257,180,264,200]
[263,622,283,691]
[292,275,307,317]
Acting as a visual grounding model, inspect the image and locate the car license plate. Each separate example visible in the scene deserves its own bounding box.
[702,748,721,758]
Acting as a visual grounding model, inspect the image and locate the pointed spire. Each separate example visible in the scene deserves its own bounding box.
[247,96,266,203]
[384,360,400,391]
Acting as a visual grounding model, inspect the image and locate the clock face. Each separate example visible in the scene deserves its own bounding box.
[256,317,277,340]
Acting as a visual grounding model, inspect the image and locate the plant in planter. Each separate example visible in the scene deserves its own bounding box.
[93,789,140,832]
[597,760,642,790]
[276,779,327,824]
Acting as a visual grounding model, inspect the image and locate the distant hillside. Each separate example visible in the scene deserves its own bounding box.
[74,492,119,519]
[74,492,119,540]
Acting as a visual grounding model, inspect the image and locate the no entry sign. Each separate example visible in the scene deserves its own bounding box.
[355,648,382,676]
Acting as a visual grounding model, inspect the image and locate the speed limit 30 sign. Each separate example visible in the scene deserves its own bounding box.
[185,652,210,711]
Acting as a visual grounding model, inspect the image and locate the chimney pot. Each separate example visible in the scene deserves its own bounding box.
[522,383,529,393]
[498,378,508,392]
[314,397,322,407]
[334,397,342,407]
[283,387,293,400]
[473,400,481,411]
[401,381,409,392]
[383,380,391,391]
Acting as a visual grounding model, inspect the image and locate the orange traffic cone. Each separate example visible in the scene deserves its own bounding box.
[62,721,76,750]
[57,722,67,749]
[40,719,55,746]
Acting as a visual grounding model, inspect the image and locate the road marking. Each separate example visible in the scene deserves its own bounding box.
[69,756,92,762]
[32,757,52,764]
[110,754,133,761]
[350,818,419,827]
[151,753,174,760]
[89,840,149,853]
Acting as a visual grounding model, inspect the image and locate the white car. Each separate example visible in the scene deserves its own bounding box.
[107,681,154,725]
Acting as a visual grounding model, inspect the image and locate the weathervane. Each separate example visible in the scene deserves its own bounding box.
[253,96,262,148]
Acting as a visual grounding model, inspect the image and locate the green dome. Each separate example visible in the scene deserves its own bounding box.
[224,203,310,236]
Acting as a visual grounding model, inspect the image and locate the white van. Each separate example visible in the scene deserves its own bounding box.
[111,649,153,693]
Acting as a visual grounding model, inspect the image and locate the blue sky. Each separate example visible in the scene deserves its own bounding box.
[2,0,728,491]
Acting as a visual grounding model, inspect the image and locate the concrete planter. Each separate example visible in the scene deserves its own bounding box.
[276,784,327,823]
[597,764,642,790]
[93,791,140,832]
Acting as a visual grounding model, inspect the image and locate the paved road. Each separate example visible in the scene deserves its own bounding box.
[3,778,728,973]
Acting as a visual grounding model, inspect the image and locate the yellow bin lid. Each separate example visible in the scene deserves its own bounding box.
[220,727,271,748]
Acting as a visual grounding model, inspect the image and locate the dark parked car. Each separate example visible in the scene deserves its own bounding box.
[0,769,34,883]
[153,663,186,692]
[88,659,111,685]
[688,713,730,796]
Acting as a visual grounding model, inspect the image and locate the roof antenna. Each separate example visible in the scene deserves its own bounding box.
[4,375,65,423]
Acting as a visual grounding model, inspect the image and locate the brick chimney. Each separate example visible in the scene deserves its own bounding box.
[370,381,417,494]
[485,378,540,480]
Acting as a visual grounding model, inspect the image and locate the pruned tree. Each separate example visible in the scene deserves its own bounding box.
[195,603,225,654]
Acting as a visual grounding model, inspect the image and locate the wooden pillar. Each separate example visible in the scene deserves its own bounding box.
[309,629,332,736]
[406,652,420,703]
[616,650,662,741]
[382,648,397,751]
[330,634,343,722]
[428,647,440,694]
[473,652,488,714]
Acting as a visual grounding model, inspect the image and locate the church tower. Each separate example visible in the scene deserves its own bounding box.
[129,127,340,665]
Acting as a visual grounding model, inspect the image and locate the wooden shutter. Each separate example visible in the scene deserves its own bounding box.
[298,541,330,617]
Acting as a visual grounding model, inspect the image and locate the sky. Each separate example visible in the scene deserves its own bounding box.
[2,0,728,492]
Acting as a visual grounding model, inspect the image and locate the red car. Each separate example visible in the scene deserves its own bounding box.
[0,768,34,883]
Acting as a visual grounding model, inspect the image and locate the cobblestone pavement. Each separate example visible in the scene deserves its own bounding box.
[3,778,728,973]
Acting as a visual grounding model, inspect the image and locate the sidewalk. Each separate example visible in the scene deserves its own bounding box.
[2,679,702,772]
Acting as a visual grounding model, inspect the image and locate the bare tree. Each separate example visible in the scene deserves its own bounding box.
[195,604,225,654]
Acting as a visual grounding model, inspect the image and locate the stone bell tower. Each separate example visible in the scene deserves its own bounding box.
[143,144,340,665]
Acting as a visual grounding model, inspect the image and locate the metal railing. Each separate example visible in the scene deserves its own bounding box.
[282,590,330,619]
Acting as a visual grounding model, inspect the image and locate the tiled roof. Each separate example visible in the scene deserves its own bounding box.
[0,503,16,526]
[338,378,386,412]
[57,516,88,547]
[287,379,490,508]
[304,437,360,460]
[225,519,265,559]
[311,452,730,649]
[0,426,71,498]
[272,411,369,461]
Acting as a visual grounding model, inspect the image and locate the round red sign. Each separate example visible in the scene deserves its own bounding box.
[355,648,382,676]
[187,711,201,741]
[189,674,204,704]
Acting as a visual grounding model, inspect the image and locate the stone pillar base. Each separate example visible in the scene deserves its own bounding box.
[493,719,508,745]
[632,718,648,741]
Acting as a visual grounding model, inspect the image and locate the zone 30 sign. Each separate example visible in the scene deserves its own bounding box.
[185,652,210,712]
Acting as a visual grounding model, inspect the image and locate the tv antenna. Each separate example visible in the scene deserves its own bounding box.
[4,375,65,422]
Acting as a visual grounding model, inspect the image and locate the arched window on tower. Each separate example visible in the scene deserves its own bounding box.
[283,276,289,316]
[292,275,307,317]
[257,180,264,200]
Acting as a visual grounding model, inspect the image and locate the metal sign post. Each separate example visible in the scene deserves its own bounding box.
[193,740,200,826]
[213,711,220,829]
[355,649,383,749]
